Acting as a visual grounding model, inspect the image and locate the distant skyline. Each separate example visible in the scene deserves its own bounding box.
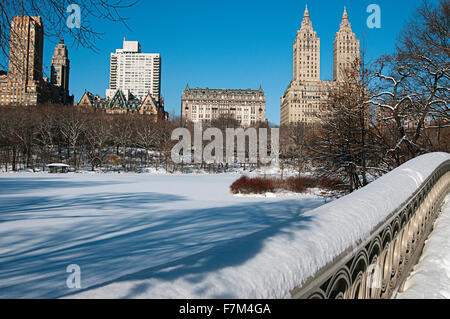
[34,0,427,124]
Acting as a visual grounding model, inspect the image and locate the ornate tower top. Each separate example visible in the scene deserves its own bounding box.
[339,6,352,31]
[293,4,321,82]
[301,4,312,30]
[333,6,360,81]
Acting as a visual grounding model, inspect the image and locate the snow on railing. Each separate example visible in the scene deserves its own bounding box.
[291,152,450,298]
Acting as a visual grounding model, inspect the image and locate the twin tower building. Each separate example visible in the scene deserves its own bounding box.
[182,5,360,127]
[280,5,360,125]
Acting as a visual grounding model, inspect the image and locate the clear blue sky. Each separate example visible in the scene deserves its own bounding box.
[41,0,428,125]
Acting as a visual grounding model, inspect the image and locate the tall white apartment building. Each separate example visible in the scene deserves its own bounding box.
[106,38,161,101]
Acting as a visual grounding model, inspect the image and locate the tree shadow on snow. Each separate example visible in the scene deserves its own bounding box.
[62,200,320,299]
[0,177,126,196]
[0,190,322,299]
[0,192,185,222]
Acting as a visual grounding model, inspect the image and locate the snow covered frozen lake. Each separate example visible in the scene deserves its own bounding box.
[0,172,325,298]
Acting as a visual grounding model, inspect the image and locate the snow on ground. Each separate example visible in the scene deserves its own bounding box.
[0,172,324,298]
[396,194,450,299]
[1,152,448,299]
[65,152,449,299]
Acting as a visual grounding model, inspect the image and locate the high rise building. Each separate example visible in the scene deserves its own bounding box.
[0,16,72,105]
[0,16,44,105]
[333,7,360,81]
[8,16,44,83]
[280,6,360,126]
[181,85,266,126]
[51,38,71,103]
[106,38,161,102]
[293,5,320,82]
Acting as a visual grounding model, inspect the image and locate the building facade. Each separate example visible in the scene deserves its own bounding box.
[78,89,168,120]
[51,38,72,104]
[333,7,360,82]
[0,16,73,105]
[280,6,360,125]
[79,38,165,118]
[181,85,266,126]
[106,38,161,102]
[293,5,320,83]
[0,16,43,105]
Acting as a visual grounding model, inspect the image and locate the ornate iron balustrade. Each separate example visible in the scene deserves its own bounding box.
[291,156,450,299]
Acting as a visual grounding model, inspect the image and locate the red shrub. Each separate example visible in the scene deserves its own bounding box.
[230,175,345,194]
[230,176,276,194]
[285,176,315,193]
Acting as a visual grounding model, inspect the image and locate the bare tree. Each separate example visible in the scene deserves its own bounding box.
[35,105,58,167]
[398,0,449,126]
[85,113,111,170]
[135,115,157,168]
[371,0,449,164]
[0,104,186,172]
[371,62,417,165]
[59,106,87,168]
[7,106,39,169]
[282,122,311,176]
[111,114,133,169]
[0,106,17,170]
[308,58,381,192]
[153,119,175,172]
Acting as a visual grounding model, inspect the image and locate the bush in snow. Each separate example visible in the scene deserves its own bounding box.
[230,176,277,194]
[230,175,345,195]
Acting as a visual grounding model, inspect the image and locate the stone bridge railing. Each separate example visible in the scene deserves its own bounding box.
[290,153,450,299]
